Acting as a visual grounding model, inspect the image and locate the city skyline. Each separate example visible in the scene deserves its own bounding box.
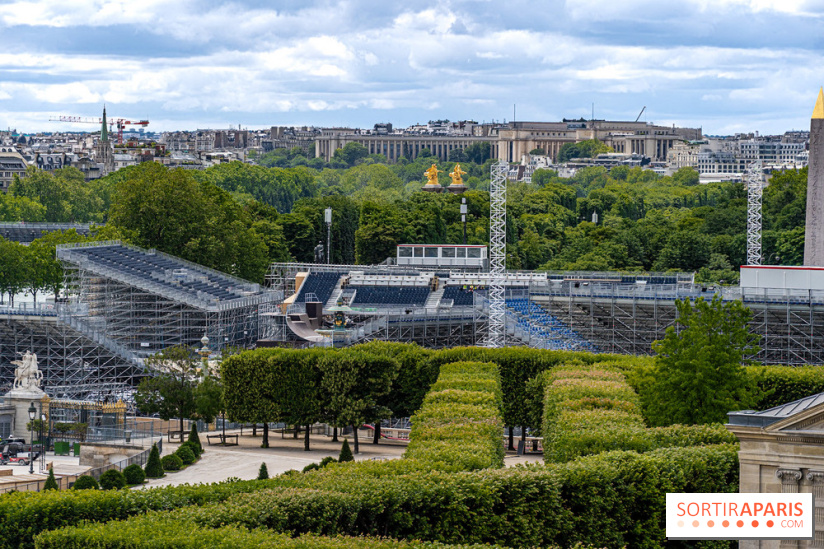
[1,0,822,134]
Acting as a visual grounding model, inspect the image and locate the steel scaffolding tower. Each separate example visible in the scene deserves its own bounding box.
[486,160,508,348]
[747,160,763,266]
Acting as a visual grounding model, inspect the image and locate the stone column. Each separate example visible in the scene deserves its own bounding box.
[807,472,824,548]
[777,469,803,549]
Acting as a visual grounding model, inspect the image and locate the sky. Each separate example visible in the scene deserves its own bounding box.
[1,0,823,135]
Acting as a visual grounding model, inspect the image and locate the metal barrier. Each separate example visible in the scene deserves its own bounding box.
[0,437,163,494]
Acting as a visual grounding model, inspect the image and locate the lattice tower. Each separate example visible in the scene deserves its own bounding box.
[747,160,763,266]
[486,160,508,347]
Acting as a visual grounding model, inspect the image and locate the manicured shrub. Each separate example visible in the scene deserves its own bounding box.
[338,440,353,463]
[123,464,146,485]
[51,444,737,549]
[175,444,195,465]
[35,519,499,549]
[405,361,504,471]
[99,469,126,491]
[319,457,337,469]
[161,454,183,472]
[302,463,320,473]
[749,365,824,409]
[543,362,736,462]
[0,478,275,549]
[181,440,201,459]
[43,468,58,491]
[71,475,99,490]
[188,423,202,453]
[258,462,269,480]
[144,444,164,478]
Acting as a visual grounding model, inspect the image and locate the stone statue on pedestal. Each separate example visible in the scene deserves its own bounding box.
[11,351,43,392]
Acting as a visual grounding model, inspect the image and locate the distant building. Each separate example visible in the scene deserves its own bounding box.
[498,120,702,164]
[93,107,115,177]
[0,147,27,192]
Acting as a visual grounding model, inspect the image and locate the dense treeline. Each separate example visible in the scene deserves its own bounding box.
[3,146,808,284]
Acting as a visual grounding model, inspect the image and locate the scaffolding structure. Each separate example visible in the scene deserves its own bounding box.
[0,312,139,400]
[486,160,508,348]
[747,160,763,266]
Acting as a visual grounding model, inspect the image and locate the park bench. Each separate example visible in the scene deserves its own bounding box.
[167,430,186,442]
[206,434,238,446]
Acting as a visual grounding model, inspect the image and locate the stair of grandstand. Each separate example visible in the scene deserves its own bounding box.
[505,298,596,351]
[424,288,445,308]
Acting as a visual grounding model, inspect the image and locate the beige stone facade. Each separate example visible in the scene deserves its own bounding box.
[728,396,824,548]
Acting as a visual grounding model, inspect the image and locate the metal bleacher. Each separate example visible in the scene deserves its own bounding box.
[295,272,341,305]
[350,286,430,307]
[506,298,596,352]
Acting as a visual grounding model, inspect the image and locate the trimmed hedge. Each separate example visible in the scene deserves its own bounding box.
[749,365,824,410]
[41,444,737,549]
[0,479,276,549]
[176,444,196,465]
[34,518,501,549]
[162,454,183,471]
[99,469,126,491]
[123,464,146,485]
[71,475,98,490]
[404,361,504,471]
[543,363,736,462]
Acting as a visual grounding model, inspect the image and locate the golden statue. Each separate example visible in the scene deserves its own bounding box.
[424,163,442,186]
[449,163,468,187]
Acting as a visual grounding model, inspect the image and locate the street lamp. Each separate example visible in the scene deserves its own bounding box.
[324,207,332,264]
[27,402,36,475]
[460,198,467,245]
[39,412,46,472]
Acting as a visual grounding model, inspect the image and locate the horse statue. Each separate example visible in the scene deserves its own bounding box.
[11,351,43,391]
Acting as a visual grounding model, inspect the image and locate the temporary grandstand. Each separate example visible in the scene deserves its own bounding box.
[0,222,95,244]
[268,261,824,365]
[0,241,278,400]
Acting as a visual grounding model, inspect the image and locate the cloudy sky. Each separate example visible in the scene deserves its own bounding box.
[1,0,823,134]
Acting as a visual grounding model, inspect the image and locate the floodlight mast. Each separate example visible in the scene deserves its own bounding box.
[486,159,508,348]
[747,160,763,266]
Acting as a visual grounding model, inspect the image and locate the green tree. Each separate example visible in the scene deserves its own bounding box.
[43,468,58,491]
[333,143,369,167]
[144,444,164,478]
[338,439,354,462]
[134,346,199,436]
[644,295,760,426]
[257,462,269,480]
[317,350,398,454]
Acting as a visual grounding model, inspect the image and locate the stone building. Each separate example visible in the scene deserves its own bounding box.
[728,396,824,548]
[93,107,115,177]
[0,147,27,193]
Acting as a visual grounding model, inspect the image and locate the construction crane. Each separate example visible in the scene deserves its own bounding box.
[48,115,149,144]
[634,106,646,123]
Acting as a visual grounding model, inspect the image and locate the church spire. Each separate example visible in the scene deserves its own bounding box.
[101,105,109,142]
[814,88,824,120]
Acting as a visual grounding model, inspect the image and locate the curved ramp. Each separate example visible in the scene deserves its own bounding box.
[286,315,326,343]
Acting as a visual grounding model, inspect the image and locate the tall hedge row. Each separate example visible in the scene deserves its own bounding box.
[0,480,276,549]
[404,361,504,471]
[34,518,500,549]
[35,444,738,549]
[543,363,736,462]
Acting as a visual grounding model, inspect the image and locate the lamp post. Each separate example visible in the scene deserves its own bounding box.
[39,412,45,472]
[460,198,467,245]
[324,207,332,264]
[27,402,36,475]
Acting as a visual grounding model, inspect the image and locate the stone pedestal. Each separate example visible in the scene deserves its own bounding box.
[4,387,46,442]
